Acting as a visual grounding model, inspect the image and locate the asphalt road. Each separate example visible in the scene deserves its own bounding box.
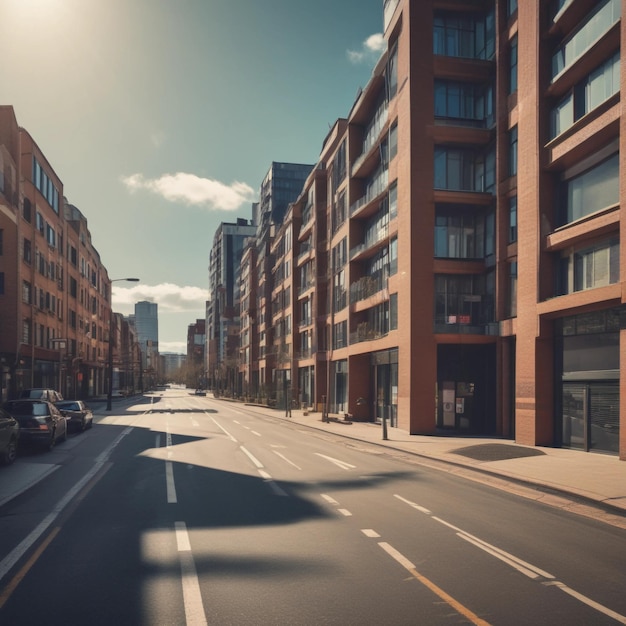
[0,389,624,625]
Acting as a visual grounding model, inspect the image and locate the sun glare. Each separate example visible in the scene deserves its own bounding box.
[7,0,63,19]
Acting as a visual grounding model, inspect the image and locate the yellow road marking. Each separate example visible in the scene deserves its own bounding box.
[379,541,490,626]
[0,526,61,609]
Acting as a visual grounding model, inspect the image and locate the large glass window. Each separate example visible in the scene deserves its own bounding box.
[434,274,494,331]
[434,211,486,259]
[551,53,620,138]
[434,147,495,193]
[508,196,517,243]
[509,35,518,94]
[557,238,619,294]
[508,262,517,318]
[560,152,618,225]
[434,80,494,127]
[433,11,494,60]
[551,0,621,80]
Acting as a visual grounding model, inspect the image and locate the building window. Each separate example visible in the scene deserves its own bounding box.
[433,11,495,60]
[507,0,518,17]
[333,321,347,349]
[509,196,517,243]
[389,122,398,161]
[508,125,518,176]
[551,53,620,138]
[434,211,486,259]
[509,34,518,94]
[36,212,44,234]
[389,182,398,219]
[508,262,517,317]
[389,237,398,275]
[387,41,398,98]
[551,0,620,81]
[23,198,31,222]
[434,274,494,331]
[434,80,494,127]
[434,147,495,193]
[390,293,398,330]
[332,140,347,189]
[559,152,618,226]
[46,224,56,248]
[332,191,346,234]
[22,281,32,304]
[557,238,619,295]
[32,157,60,213]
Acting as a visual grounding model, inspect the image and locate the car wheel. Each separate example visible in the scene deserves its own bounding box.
[1,437,17,465]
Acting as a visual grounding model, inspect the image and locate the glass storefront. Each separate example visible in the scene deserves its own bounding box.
[557,309,620,454]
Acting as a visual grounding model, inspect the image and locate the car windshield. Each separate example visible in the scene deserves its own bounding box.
[5,401,48,416]
[23,390,45,398]
[57,402,79,410]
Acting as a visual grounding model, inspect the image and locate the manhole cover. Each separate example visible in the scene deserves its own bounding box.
[452,443,546,462]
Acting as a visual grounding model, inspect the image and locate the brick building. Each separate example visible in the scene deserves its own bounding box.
[0,105,138,401]
[229,0,625,459]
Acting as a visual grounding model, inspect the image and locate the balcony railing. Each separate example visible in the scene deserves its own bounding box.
[350,321,387,345]
[298,277,316,296]
[350,168,389,216]
[350,222,389,260]
[350,273,387,304]
[352,106,389,175]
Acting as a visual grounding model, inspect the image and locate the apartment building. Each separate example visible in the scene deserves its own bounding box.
[0,105,136,401]
[200,0,626,457]
[206,219,256,395]
[238,242,258,399]
[229,0,625,458]
[64,201,111,398]
[186,318,206,387]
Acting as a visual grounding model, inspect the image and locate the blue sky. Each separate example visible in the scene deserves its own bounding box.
[2,0,383,352]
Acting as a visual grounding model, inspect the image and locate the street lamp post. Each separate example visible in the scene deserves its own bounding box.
[106,277,139,411]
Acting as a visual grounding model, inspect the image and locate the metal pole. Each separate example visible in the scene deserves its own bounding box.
[106,313,113,411]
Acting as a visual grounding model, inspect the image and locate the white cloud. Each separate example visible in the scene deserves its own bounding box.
[112,282,207,315]
[347,33,385,64]
[121,172,257,211]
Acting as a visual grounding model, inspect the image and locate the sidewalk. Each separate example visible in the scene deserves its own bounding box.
[239,402,626,523]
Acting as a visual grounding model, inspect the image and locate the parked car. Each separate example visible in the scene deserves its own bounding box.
[55,400,93,433]
[19,388,64,402]
[0,407,19,465]
[194,389,206,396]
[2,400,68,451]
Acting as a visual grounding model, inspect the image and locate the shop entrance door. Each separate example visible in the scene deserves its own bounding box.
[562,382,619,454]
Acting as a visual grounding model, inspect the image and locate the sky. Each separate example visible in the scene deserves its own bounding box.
[2,0,384,353]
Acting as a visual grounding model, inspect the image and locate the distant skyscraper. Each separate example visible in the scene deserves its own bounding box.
[133,301,158,378]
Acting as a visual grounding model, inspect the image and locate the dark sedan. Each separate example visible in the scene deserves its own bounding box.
[2,400,68,451]
[55,400,94,432]
[0,407,19,465]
